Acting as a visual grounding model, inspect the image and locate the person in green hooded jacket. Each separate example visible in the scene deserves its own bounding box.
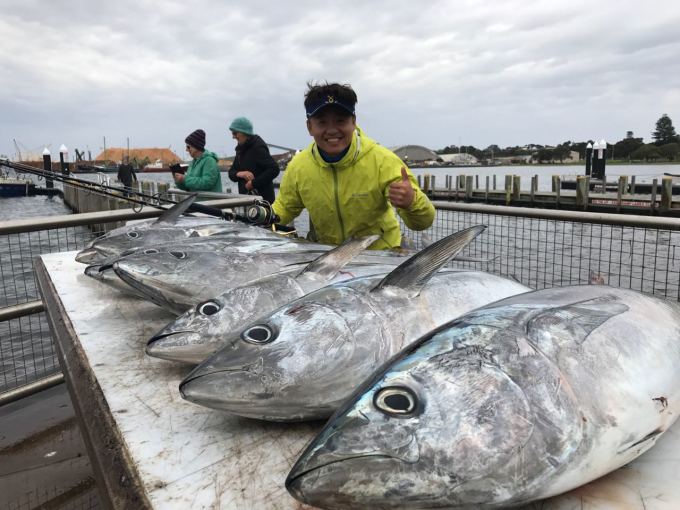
[272,82,434,250]
[174,129,223,193]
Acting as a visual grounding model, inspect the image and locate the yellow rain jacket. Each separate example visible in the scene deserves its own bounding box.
[273,127,435,250]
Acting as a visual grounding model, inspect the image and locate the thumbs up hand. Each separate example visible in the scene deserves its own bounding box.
[388,167,416,208]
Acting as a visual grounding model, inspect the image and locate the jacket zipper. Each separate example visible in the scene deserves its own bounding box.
[331,165,346,239]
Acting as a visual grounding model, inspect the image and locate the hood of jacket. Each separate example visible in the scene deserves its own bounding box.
[195,150,219,163]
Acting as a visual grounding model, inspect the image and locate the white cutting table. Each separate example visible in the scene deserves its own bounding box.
[35,251,680,509]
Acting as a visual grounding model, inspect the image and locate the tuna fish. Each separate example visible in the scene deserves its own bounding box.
[111,237,409,314]
[83,235,332,300]
[286,285,680,509]
[178,228,530,421]
[145,228,486,363]
[75,195,286,264]
[146,235,398,363]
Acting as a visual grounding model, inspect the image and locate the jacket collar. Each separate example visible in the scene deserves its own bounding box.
[311,127,363,170]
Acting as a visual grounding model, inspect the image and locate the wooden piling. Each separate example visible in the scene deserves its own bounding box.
[485,176,489,202]
[576,176,589,210]
[512,175,521,202]
[630,175,636,194]
[661,176,673,212]
[617,176,626,212]
[505,175,513,205]
[650,179,658,214]
[465,176,473,201]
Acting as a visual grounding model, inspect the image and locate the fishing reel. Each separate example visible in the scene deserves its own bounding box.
[245,201,279,226]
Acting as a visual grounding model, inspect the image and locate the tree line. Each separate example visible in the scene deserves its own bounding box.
[436,114,680,163]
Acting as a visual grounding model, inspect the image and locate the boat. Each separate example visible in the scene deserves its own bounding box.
[0,176,35,197]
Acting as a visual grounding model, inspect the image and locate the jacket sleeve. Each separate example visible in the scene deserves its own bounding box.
[228,158,240,183]
[251,146,280,190]
[383,163,435,231]
[272,165,303,225]
[184,157,219,191]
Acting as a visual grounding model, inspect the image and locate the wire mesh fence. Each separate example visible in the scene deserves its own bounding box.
[404,206,680,299]
[0,226,98,393]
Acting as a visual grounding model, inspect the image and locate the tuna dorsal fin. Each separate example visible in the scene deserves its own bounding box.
[371,225,486,294]
[527,294,629,344]
[296,235,380,280]
[153,194,198,225]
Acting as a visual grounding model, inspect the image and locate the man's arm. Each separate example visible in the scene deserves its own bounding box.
[271,166,304,225]
[251,146,280,190]
[386,165,435,231]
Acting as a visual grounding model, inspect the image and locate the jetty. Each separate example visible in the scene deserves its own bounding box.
[418,174,680,216]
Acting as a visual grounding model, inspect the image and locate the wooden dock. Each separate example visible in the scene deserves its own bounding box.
[418,174,680,216]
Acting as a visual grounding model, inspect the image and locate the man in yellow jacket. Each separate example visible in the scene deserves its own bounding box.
[272,82,435,250]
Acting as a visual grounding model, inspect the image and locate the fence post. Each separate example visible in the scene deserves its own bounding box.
[661,176,673,212]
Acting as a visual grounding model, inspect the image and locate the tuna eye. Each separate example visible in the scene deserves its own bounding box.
[170,251,186,259]
[241,324,276,344]
[374,387,417,416]
[198,301,221,316]
[143,248,159,254]
[127,231,140,238]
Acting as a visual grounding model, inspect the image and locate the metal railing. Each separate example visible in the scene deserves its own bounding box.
[0,197,258,398]
[2,199,680,401]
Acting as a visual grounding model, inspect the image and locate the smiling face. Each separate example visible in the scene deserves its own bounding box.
[306,107,357,156]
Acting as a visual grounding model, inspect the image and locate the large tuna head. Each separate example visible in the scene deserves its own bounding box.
[75,224,225,264]
[112,248,238,313]
[179,281,388,421]
[146,273,307,364]
[146,235,389,364]
[287,308,586,509]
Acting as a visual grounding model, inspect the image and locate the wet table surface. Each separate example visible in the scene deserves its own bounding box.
[37,251,680,509]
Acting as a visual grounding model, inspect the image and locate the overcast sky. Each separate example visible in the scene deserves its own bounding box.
[2,0,679,161]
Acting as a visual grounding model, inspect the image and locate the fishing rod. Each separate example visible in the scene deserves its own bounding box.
[0,159,275,225]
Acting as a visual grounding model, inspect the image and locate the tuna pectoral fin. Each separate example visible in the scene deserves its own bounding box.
[153,194,197,225]
[527,295,629,344]
[296,235,380,280]
[370,225,486,295]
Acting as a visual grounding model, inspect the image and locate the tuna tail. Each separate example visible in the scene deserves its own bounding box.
[153,194,198,225]
[296,235,380,280]
[371,225,486,295]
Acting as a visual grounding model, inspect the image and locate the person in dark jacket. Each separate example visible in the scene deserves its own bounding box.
[227,117,279,204]
[175,129,223,193]
[117,155,137,196]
